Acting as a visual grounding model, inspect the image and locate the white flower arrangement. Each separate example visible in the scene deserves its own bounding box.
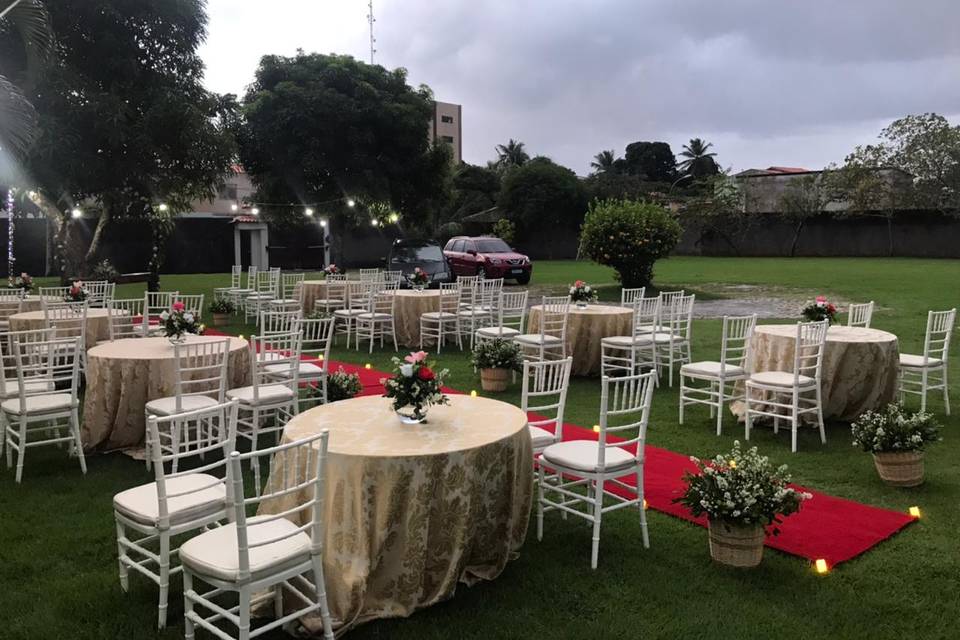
[851,403,940,453]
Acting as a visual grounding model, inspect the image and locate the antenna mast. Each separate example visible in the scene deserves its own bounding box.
[367,0,377,64]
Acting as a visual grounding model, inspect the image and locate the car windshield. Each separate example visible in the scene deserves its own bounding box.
[474,239,511,253]
[392,245,444,263]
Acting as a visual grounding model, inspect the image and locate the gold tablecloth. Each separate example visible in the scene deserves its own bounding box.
[258,394,533,635]
[10,307,117,349]
[19,295,42,312]
[731,324,899,422]
[81,335,250,450]
[528,303,633,376]
[391,290,443,348]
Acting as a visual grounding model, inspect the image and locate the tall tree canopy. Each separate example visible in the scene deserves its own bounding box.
[590,149,619,175]
[239,52,450,239]
[17,0,236,277]
[493,139,529,172]
[444,163,501,222]
[678,138,719,180]
[623,141,677,183]
[498,156,587,246]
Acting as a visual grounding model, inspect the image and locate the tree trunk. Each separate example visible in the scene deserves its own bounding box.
[789,220,805,257]
[84,203,112,271]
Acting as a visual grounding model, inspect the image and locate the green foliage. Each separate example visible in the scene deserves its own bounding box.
[471,338,523,372]
[498,157,587,241]
[494,138,529,172]
[208,297,234,314]
[0,0,53,158]
[324,367,363,403]
[382,352,449,420]
[492,218,515,244]
[624,141,677,183]
[579,198,682,287]
[676,442,810,531]
[851,403,941,453]
[678,173,757,255]
[89,258,119,282]
[445,164,501,222]
[590,149,619,175]
[435,221,463,244]
[677,138,719,180]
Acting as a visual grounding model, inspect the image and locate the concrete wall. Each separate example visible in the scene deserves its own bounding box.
[430,101,462,164]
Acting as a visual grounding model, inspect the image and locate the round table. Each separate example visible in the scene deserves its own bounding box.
[81,335,250,451]
[258,394,532,634]
[301,280,336,313]
[528,303,633,376]
[15,295,42,312]
[390,289,444,348]
[732,324,899,422]
[10,307,117,349]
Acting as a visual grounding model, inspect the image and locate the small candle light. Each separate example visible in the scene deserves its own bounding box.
[592,424,600,433]
[318,354,324,360]
[814,559,829,575]
[364,363,372,369]
[642,499,648,510]
[909,506,921,519]
[238,334,244,341]
[470,390,478,397]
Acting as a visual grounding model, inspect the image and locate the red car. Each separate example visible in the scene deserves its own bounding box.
[443,236,532,284]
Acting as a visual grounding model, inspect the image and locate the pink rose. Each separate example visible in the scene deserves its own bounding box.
[172,301,185,312]
[404,350,428,364]
[815,295,826,303]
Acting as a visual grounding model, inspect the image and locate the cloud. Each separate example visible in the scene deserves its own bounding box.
[201,0,960,174]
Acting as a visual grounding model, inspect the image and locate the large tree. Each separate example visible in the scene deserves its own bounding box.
[239,52,451,255]
[18,0,236,281]
[623,141,677,183]
[678,138,719,180]
[445,163,501,221]
[493,138,529,172]
[590,149,618,175]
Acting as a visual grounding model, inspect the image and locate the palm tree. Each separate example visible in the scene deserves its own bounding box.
[0,0,54,158]
[494,139,529,170]
[590,149,618,174]
[678,138,719,180]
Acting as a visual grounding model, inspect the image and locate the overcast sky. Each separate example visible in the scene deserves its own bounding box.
[200,0,960,175]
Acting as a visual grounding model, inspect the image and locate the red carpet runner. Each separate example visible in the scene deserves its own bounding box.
[206,331,915,568]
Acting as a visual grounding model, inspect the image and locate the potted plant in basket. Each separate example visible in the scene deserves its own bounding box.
[209,298,234,326]
[851,403,940,487]
[161,301,202,344]
[675,441,811,568]
[471,338,523,392]
[382,350,449,423]
[321,367,363,403]
[569,280,597,308]
[64,280,88,302]
[801,295,837,324]
[407,267,429,291]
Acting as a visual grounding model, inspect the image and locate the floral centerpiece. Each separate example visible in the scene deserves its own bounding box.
[64,280,88,302]
[9,272,32,295]
[407,267,429,290]
[851,403,940,487]
[382,350,449,423]
[161,301,202,343]
[322,367,363,403]
[801,295,837,324]
[675,441,811,567]
[569,280,597,307]
[471,338,523,391]
[323,263,341,277]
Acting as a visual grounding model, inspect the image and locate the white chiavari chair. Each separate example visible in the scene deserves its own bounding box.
[180,431,335,640]
[142,291,179,336]
[244,270,280,323]
[175,294,205,322]
[515,296,569,361]
[899,308,955,414]
[537,370,657,568]
[86,280,115,308]
[522,357,573,455]
[420,282,462,353]
[457,281,498,349]
[108,298,146,341]
[359,267,381,282]
[383,270,403,284]
[227,266,257,313]
[475,289,529,346]
[355,288,398,353]
[114,400,239,630]
[0,292,23,331]
[313,277,347,314]
[42,300,89,373]
[457,275,480,309]
[601,296,660,379]
[227,331,301,491]
[272,273,305,312]
[333,282,374,349]
[679,314,757,435]
[620,287,646,307]
[268,316,335,411]
[38,285,70,301]
[259,309,301,334]
[652,293,695,387]
[214,265,243,301]
[745,320,828,453]
[847,301,875,329]
[3,335,84,483]
[0,328,56,459]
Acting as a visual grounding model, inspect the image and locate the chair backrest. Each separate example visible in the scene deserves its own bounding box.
[145,292,179,323]
[256,270,280,296]
[383,270,403,283]
[794,320,829,382]
[658,290,685,308]
[86,281,115,308]
[479,278,504,309]
[661,293,695,341]
[370,289,396,315]
[347,281,375,311]
[0,328,55,395]
[437,282,460,314]
[297,316,335,374]
[539,295,570,341]
[13,335,81,413]
[847,301,875,328]
[260,309,300,333]
[597,371,657,467]
[172,339,231,411]
[521,357,573,443]
[108,298,145,340]
[0,294,22,323]
[922,308,956,363]
[245,265,258,290]
[281,273,305,300]
[378,278,400,293]
[359,268,381,282]
[227,431,329,580]
[145,401,239,528]
[228,265,242,289]
[457,275,480,306]
[719,314,757,373]
[251,331,302,399]
[42,302,88,344]
[38,286,70,301]
[324,272,347,282]
[175,294,205,321]
[496,289,529,332]
[630,296,662,338]
[318,279,347,308]
[621,287,646,307]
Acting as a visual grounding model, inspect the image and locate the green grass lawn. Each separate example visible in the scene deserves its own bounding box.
[1,257,958,640]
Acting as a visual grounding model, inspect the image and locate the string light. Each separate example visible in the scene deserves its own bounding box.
[319,219,327,227]
[388,213,399,223]
[305,208,314,217]
[251,207,260,216]
[5,189,14,282]
[230,203,238,212]
[814,559,829,575]
[158,203,169,212]
[347,199,356,208]
[370,218,379,227]
[71,207,82,218]
[909,506,921,519]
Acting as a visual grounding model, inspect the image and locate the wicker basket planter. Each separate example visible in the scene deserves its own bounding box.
[707,520,765,568]
[480,368,510,392]
[211,313,229,327]
[873,451,925,487]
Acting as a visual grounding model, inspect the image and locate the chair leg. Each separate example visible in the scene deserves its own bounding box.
[943,366,951,416]
[815,386,826,444]
[790,389,799,453]
[115,519,129,591]
[157,532,171,629]
[183,570,195,640]
[637,465,649,548]
[238,585,252,640]
[920,369,928,412]
[536,465,545,541]
[715,380,725,436]
[15,417,26,483]
[590,480,603,569]
[744,387,753,441]
[311,555,336,640]
[72,409,86,475]
[677,375,685,425]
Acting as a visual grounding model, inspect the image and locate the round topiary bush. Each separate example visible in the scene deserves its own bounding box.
[579,199,682,288]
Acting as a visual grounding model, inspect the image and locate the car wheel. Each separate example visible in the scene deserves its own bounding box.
[515,273,530,285]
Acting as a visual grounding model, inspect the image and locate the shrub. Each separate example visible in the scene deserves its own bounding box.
[471,338,524,372]
[579,199,682,288]
[90,259,120,282]
[209,298,235,314]
[492,218,516,244]
[851,403,940,453]
[324,367,363,403]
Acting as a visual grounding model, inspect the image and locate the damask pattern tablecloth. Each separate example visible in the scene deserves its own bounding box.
[258,394,533,635]
[527,303,633,376]
[10,307,116,349]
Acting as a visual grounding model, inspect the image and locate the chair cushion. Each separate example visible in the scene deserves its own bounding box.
[113,473,226,527]
[145,394,220,416]
[333,309,364,318]
[680,361,747,378]
[747,371,815,387]
[601,335,650,347]
[226,384,295,404]
[265,362,324,377]
[899,353,943,368]
[1,393,74,415]
[421,311,458,320]
[458,309,490,318]
[476,326,520,338]
[313,299,343,306]
[541,440,636,473]
[356,312,392,321]
[514,334,563,346]
[179,516,311,582]
[529,425,556,449]
[0,378,55,399]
